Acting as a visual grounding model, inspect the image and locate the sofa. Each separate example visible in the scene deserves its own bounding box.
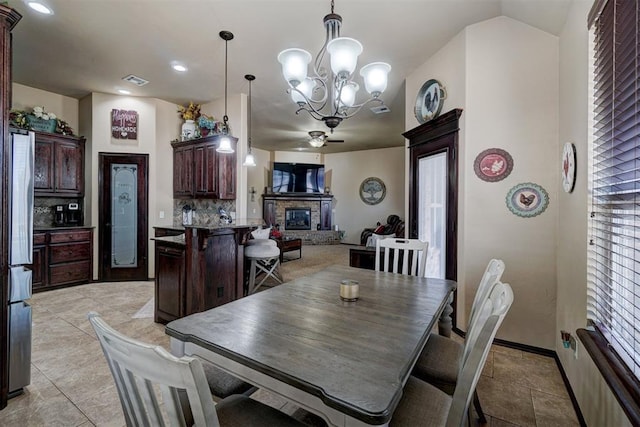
[360,214,405,246]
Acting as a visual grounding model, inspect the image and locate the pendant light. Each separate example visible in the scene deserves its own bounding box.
[217,31,235,154]
[243,74,256,167]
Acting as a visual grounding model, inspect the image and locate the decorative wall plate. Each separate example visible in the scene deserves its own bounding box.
[414,79,446,124]
[473,148,514,182]
[506,182,549,218]
[561,142,576,193]
[359,177,386,205]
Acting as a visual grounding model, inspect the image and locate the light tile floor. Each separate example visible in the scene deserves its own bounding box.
[0,245,581,426]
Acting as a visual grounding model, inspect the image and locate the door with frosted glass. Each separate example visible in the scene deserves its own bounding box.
[99,153,148,281]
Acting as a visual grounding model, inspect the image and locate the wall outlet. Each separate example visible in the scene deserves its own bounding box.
[569,335,578,359]
[159,210,165,219]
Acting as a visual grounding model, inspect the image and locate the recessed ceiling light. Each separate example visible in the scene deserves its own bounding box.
[27,1,53,15]
[118,89,131,95]
[172,64,188,72]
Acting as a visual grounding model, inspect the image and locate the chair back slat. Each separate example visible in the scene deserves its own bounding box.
[88,312,220,427]
[446,282,514,427]
[375,238,429,277]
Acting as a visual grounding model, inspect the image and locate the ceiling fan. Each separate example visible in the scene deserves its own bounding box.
[308,130,344,148]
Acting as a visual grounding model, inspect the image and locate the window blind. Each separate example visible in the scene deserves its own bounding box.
[589,0,640,378]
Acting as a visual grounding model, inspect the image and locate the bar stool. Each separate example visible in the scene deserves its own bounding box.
[245,242,282,294]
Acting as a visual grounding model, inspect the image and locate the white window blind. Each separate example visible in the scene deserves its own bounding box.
[589,0,640,378]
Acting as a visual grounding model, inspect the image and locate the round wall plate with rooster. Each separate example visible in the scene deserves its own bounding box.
[505,182,549,218]
[473,148,513,182]
[561,142,576,193]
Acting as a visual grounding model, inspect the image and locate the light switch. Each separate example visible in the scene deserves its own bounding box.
[159,211,165,219]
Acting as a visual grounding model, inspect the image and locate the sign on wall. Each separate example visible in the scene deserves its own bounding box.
[111,109,138,139]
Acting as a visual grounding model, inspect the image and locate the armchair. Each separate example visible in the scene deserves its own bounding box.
[360,214,405,246]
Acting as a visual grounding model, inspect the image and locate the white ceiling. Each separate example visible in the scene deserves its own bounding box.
[9,0,572,153]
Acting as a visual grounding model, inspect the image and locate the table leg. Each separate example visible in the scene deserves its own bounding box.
[438,293,454,337]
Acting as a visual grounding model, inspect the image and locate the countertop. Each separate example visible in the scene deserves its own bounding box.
[152,234,185,245]
[156,219,264,232]
[34,226,95,232]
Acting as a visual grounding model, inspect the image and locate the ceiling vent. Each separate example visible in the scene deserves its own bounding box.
[370,105,390,114]
[122,74,149,86]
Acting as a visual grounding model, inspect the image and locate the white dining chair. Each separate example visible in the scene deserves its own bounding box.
[375,238,429,277]
[87,312,305,427]
[391,281,514,427]
[411,258,505,423]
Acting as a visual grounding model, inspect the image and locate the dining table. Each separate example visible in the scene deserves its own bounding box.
[166,264,456,426]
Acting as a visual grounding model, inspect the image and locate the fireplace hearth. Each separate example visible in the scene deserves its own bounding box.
[285,208,311,230]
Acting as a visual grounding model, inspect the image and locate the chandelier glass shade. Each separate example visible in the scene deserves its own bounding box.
[277,1,390,131]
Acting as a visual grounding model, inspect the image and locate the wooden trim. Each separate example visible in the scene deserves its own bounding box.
[577,328,640,426]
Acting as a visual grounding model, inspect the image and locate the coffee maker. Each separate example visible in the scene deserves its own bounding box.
[53,205,66,226]
[65,202,82,226]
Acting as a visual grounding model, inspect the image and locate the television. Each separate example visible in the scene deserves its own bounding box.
[272,162,325,193]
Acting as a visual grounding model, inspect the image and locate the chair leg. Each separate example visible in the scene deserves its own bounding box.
[473,390,487,424]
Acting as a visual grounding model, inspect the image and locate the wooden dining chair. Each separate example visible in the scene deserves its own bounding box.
[391,281,514,427]
[87,312,305,427]
[375,238,429,277]
[411,258,505,423]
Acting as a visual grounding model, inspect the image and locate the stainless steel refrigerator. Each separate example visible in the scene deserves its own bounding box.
[8,131,34,397]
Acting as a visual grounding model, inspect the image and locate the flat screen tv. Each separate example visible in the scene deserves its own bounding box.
[272,162,325,193]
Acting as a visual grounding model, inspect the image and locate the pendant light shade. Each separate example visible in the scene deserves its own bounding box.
[217,31,235,154]
[243,74,256,167]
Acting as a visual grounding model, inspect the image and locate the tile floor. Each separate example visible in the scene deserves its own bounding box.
[0,244,581,426]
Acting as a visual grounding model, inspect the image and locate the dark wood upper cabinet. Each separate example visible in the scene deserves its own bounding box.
[171,135,237,200]
[34,132,85,197]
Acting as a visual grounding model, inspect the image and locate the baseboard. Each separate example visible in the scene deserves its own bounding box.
[452,327,586,426]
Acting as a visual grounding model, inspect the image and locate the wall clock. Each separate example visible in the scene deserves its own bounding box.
[414,79,446,124]
[359,177,386,205]
[473,148,514,182]
[506,182,549,218]
[561,142,576,193]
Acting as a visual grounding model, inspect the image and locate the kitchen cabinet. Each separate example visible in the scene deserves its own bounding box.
[153,223,254,323]
[154,238,186,323]
[34,132,86,197]
[31,228,93,292]
[172,135,237,200]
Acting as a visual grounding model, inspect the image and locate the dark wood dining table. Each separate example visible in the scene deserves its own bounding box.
[166,264,456,426]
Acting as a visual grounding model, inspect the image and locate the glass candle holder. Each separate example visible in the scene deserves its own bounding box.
[340,280,359,301]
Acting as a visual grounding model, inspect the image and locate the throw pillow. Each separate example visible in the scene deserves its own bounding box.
[251,227,271,240]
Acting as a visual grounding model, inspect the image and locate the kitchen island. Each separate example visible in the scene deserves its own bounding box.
[153,220,262,323]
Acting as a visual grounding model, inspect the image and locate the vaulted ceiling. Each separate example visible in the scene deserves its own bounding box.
[10,0,572,153]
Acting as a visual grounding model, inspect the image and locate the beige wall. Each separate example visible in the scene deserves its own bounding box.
[406,16,560,349]
[325,147,405,245]
[246,147,271,219]
[12,83,79,132]
[557,1,631,425]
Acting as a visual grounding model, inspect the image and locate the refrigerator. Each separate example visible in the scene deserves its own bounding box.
[7,131,34,397]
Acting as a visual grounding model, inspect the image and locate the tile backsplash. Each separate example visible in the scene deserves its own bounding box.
[34,197,83,228]
[173,199,236,226]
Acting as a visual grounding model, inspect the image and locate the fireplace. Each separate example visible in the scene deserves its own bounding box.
[285,208,311,230]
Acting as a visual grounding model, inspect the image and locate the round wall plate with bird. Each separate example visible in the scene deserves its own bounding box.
[561,142,576,193]
[505,182,549,218]
[414,79,446,124]
[473,148,513,182]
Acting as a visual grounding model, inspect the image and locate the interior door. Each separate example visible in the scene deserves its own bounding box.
[406,109,461,329]
[99,153,148,281]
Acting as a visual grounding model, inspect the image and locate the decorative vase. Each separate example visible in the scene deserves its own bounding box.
[181,119,196,140]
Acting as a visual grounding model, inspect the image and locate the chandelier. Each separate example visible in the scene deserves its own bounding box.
[277,0,391,131]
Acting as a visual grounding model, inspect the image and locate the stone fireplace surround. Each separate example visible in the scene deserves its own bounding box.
[263,193,340,245]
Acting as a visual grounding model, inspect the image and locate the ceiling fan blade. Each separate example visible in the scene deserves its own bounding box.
[326,139,344,143]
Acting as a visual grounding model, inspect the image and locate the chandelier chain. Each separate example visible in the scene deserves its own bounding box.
[331,0,334,14]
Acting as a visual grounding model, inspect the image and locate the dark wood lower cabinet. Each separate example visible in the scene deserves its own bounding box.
[155,240,186,323]
[31,228,93,292]
[153,225,252,324]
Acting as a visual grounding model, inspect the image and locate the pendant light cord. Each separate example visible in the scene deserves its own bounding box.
[223,36,228,129]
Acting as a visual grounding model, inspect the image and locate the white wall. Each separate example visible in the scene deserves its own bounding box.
[556,1,631,425]
[406,16,559,349]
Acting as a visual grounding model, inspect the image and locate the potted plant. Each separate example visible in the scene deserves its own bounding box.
[177,102,201,140]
